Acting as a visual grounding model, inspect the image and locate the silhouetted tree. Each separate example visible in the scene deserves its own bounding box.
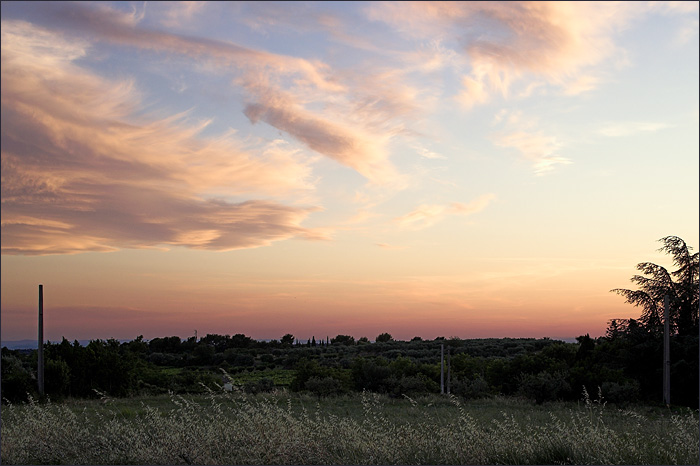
[281,334,295,346]
[611,236,699,336]
[376,332,393,343]
[331,335,355,346]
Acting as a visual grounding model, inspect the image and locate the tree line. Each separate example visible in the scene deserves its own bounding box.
[2,236,697,407]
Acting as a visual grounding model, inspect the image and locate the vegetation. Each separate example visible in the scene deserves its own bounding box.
[611,236,699,336]
[1,235,697,464]
[3,329,697,407]
[2,389,697,465]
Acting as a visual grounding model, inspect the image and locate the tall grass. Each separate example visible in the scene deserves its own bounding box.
[2,387,697,465]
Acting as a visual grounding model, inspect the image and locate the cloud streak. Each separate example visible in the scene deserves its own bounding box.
[367,1,636,106]
[490,110,570,175]
[395,194,496,230]
[1,20,325,255]
[24,1,408,185]
[598,121,672,137]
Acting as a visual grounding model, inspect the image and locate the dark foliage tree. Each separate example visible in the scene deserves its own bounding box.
[281,334,295,346]
[331,335,355,346]
[611,236,699,336]
[0,350,36,402]
[376,332,393,343]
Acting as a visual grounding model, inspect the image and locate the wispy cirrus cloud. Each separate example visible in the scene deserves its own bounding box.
[1,20,325,255]
[491,110,570,175]
[34,1,416,186]
[367,1,637,106]
[241,80,401,185]
[395,193,496,231]
[598,121,672,137]
[35,1,344,94]
[157,1,207,29]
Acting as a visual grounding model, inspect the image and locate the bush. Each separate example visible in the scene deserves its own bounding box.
[260,354,274,364]
[387,374,436,396]
[601,380,640,406]
[518,371,571,404]
[0,355,35,402]
[232,354,255,368]
[305,376,345,397]
[44,359,71,398]
[351,357,391,392]
[452,375,491,399]
[243,378,275,395]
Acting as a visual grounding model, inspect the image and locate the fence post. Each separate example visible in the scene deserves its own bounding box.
[663,294,670,406]
[440,344,444,394]
[447,346,451,395]
[38,284,44,397]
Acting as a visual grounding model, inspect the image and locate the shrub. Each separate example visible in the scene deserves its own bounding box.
[351,357,391,392]
[305,376,345,397]
[387,374,437,396]
[0,355,35,402]
[601,380,640,406]
[243,378,275,395]
[260,354,274,364]
[518,370,571,404]
[452,375,491,399]
[44,359,71,398]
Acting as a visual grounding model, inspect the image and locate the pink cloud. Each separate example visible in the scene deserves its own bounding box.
[1,20,325,256]
[243,94,398,184]
[28,2,412,185]
[395,193,496,230]
[490,111,570,175]
[367,1,639,106]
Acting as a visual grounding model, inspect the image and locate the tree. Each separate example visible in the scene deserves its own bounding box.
[330,335,355,346]
[611,236,699,336]
[376,332,393,343]
[281,334,295,346]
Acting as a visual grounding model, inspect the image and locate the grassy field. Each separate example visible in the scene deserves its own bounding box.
[1,388,698,465]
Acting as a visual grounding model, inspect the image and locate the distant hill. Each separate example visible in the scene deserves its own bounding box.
[2,339,40,350]
[1,339,131,350]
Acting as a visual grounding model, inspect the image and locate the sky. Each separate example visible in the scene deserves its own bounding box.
[1,1,698,343]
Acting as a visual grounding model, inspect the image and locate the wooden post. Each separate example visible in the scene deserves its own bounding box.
[440,344,444,394]
[663,294,670,406]
[447,347,451,395]
[38,284,44,397]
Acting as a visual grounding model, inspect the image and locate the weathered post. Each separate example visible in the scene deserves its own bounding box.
[447,346,451,395]
[38,284,44,397]
[663,294,670,406]
[440,343,444,394]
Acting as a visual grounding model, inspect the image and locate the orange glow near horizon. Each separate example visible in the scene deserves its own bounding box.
[1,249,652,342]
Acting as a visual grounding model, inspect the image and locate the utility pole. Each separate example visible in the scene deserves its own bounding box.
[663,294,670,406]
[440,344,444,394]
[38,284,44,397]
